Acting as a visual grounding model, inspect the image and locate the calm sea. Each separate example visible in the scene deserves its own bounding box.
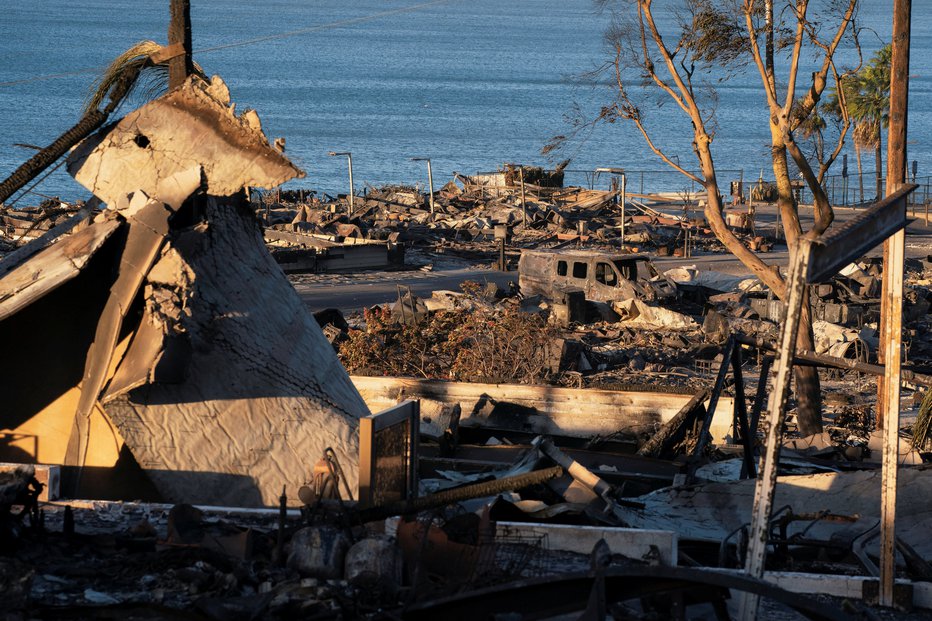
[0,1,928,202]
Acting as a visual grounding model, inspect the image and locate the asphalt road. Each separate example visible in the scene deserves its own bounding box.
[293,267,518,313]
[292,204,932,314]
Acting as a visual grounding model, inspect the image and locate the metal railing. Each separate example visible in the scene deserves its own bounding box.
[563,168,745,200]
[810,173,932,208]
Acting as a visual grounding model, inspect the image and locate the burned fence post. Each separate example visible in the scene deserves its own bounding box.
[730,345,756,479]
[748,355,773,438]
[690,336,735,470]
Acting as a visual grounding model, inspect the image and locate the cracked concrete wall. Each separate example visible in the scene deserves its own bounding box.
[1,74,367,506]
[67,76,303,208]
[103,197,369,507]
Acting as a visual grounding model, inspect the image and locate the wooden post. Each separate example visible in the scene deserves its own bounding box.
[621,174,627,246]
[879,0,911,607]
[520,167,527,227]
[168,0,193,90]
[740,240,812,620]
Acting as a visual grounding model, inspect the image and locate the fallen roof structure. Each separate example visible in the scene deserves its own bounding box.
[0,75,370,506]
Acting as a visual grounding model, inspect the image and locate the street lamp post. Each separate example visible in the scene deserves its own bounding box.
[595,167,626,245]
[411,157,435,214]
[327,151,354,215]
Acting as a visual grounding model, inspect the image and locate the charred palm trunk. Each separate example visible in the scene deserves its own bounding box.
[0,68,139,206]
[0,110,108,205]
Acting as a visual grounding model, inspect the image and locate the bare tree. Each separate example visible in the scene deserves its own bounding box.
[556,0,859,435]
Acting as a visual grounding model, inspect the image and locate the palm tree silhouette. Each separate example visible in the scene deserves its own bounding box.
[825,45,891,202]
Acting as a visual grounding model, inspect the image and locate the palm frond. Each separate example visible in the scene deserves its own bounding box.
[912,389,932,451]
[84,40,206,115]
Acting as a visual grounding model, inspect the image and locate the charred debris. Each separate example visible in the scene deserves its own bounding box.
[1,28,932,621]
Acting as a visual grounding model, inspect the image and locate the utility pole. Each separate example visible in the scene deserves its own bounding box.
[168,0,193,89]
[878,0,911,608]
[411,158,435,215]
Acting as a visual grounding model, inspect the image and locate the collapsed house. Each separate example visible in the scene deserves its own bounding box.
[0,75,369,506]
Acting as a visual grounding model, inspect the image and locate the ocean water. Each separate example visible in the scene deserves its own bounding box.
[0,1,928,203]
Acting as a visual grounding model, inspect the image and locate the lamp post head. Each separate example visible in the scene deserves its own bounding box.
[328,151,351,157]
[410,157,430,163]
[595,167,625,175]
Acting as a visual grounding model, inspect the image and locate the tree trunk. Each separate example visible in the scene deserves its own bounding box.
[875,135,884,199]
[794,299,823,436]
[856,144,864,202]
[0,110,107,205]
[771,130,824,436]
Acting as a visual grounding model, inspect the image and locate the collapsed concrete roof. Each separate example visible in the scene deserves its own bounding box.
[0,75,369,506]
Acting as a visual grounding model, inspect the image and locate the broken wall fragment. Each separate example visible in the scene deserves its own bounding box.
[0,75,368,506]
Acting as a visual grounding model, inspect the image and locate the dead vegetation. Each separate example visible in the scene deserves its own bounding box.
[340,281,558,384]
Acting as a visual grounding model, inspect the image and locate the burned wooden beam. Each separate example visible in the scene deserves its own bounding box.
[734,333,932,387]
[355,465,564,524]
[806,185,915,284]
[168,0,193,89]
[636,387,709,460]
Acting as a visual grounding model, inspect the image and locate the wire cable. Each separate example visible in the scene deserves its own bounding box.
[0,0,450,89]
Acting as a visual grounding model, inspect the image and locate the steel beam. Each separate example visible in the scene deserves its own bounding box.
[806,185,915,283]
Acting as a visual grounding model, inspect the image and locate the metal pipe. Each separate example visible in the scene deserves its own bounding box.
[328,151,354,215]
[411,157,434,214]
[354,466,564,524]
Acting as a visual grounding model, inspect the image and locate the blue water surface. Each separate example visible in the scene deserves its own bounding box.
[0,1,927,202]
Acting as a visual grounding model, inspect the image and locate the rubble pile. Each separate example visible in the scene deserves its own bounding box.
[0,199,85,257]
[251,163,768,270]
[3,24,932,619]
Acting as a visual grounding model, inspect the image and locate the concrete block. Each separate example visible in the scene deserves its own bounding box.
[287,526,349,579]
[494,521,677,566]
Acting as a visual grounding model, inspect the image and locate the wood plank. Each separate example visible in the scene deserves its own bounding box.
[351,376,736,445]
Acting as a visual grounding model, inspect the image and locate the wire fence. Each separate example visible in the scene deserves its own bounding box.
[563,167,932,212]
[562,168,744,200]
[810,173,932,208]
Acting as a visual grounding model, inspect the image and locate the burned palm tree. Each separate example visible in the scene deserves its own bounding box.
[0,41,204,205]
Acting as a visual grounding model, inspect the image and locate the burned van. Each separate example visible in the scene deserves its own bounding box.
[518,249,676,303]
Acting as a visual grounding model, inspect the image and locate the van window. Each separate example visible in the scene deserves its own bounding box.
[557,260,567,276]
[572,262,587,279]
[595,262,617,286]
[614,260,637,281]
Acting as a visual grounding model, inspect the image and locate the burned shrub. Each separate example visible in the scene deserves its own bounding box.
[339,304,558,384]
